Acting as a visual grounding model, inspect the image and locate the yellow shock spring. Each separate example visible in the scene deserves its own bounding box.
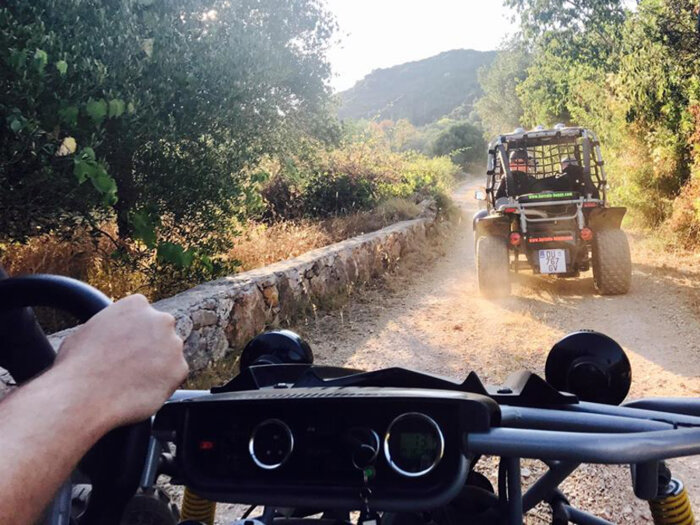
[649,479,695,525]
[181,486,217,525]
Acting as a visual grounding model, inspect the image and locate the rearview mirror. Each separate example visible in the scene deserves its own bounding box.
[474,190,486,201]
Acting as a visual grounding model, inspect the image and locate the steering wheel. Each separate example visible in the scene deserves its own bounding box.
[0,274,151,525]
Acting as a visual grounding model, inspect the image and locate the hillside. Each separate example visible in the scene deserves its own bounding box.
[338,49,497,126]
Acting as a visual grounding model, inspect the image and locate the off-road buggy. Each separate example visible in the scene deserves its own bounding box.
[473,125,632,297]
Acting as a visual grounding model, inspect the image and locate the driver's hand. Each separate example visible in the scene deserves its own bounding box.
[54,294,188,426]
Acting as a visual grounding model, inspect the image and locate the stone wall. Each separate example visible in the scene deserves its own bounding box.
[4,204,446,386]
[146,210,445,372]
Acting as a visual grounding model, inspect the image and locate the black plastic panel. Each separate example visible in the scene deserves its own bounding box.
[155,387,497,510]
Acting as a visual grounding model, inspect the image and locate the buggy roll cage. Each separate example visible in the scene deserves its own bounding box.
[485,126,608,208]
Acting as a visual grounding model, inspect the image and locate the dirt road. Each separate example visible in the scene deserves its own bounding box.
[287,179,700,523]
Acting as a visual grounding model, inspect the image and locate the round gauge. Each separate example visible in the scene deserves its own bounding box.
[249,419,294,470]
[347,427,380,469]
[384,412,445,477]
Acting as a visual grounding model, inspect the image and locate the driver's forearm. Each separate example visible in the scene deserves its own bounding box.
[0,367,113,524]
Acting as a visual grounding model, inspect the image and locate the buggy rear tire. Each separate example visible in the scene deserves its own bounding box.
[476,235,511,297]
[592,228,631,295]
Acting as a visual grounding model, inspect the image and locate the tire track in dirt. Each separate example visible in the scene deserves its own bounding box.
[289,179,700,523]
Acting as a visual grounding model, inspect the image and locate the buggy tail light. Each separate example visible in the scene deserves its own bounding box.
[583,202,599,208]
[504,207,518,214]
[580,227,593,241]
[509,232,522,246]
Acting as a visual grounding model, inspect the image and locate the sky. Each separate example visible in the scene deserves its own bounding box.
[324,1,516,92]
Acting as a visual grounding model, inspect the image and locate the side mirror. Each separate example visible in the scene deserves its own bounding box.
[545,330,631,405]
[474,190,486,201]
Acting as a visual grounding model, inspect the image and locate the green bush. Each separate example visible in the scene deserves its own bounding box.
[260,139,459,221]
[390,153,457,199]
[431,121,486,171]
[260,174,307,221]
[303,171,378,216]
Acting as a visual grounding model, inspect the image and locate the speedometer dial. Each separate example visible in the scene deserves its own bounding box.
[384,412,445,477]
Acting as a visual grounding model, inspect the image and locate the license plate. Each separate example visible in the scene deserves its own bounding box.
[538,249,567,274]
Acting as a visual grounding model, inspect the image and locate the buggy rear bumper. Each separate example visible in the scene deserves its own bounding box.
[496,197,604,234]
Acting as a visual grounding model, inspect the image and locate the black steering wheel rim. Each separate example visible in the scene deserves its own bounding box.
[0,274,113,320]
[0,274,150,525]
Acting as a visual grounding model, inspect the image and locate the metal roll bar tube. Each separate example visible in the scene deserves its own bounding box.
[466,427,700,463]
[522,461,580,513]
[500,406,674,433]
[565,401,700,427]
[624,397,700,418]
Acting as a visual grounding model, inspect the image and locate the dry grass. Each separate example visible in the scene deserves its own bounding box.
[1,232,98,278]
[185,351,242,390]
[630,227,700,272]
[1,198,424,296]
[229,198,422,270]
[0,228,148,298]
[0,228,149,331]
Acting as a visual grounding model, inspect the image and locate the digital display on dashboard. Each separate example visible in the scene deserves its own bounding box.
[386,413,445,477]
[399,432,439,464]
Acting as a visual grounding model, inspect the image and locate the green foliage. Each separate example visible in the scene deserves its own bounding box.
[73,147,118,205]
[85,99,108,125]
[304,171,378,216]
[505,0,626,66]
[475,42,531,137]
[108,99,125,119]
[495,0,626,129]
[156,242,195,270]
[129,210,157,249]
[617,0,699,173]
[609,0,700,231]
[261,136,459,221]
[431,121,485,171]
[1,0,337,288]
[517,49,573,126]
[55,59,67,75]
[33,48,48,73]
[389,153,458,198]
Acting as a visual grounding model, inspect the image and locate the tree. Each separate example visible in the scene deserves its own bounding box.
[501,0,627,127]
[475,41,531,137]
[1,0,337,263]
[516,45,574,126]
[431,121,485,171]
[616,0,700,197]
[505,0,626,65]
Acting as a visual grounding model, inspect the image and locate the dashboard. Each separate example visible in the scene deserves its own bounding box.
[154,386,498,511]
